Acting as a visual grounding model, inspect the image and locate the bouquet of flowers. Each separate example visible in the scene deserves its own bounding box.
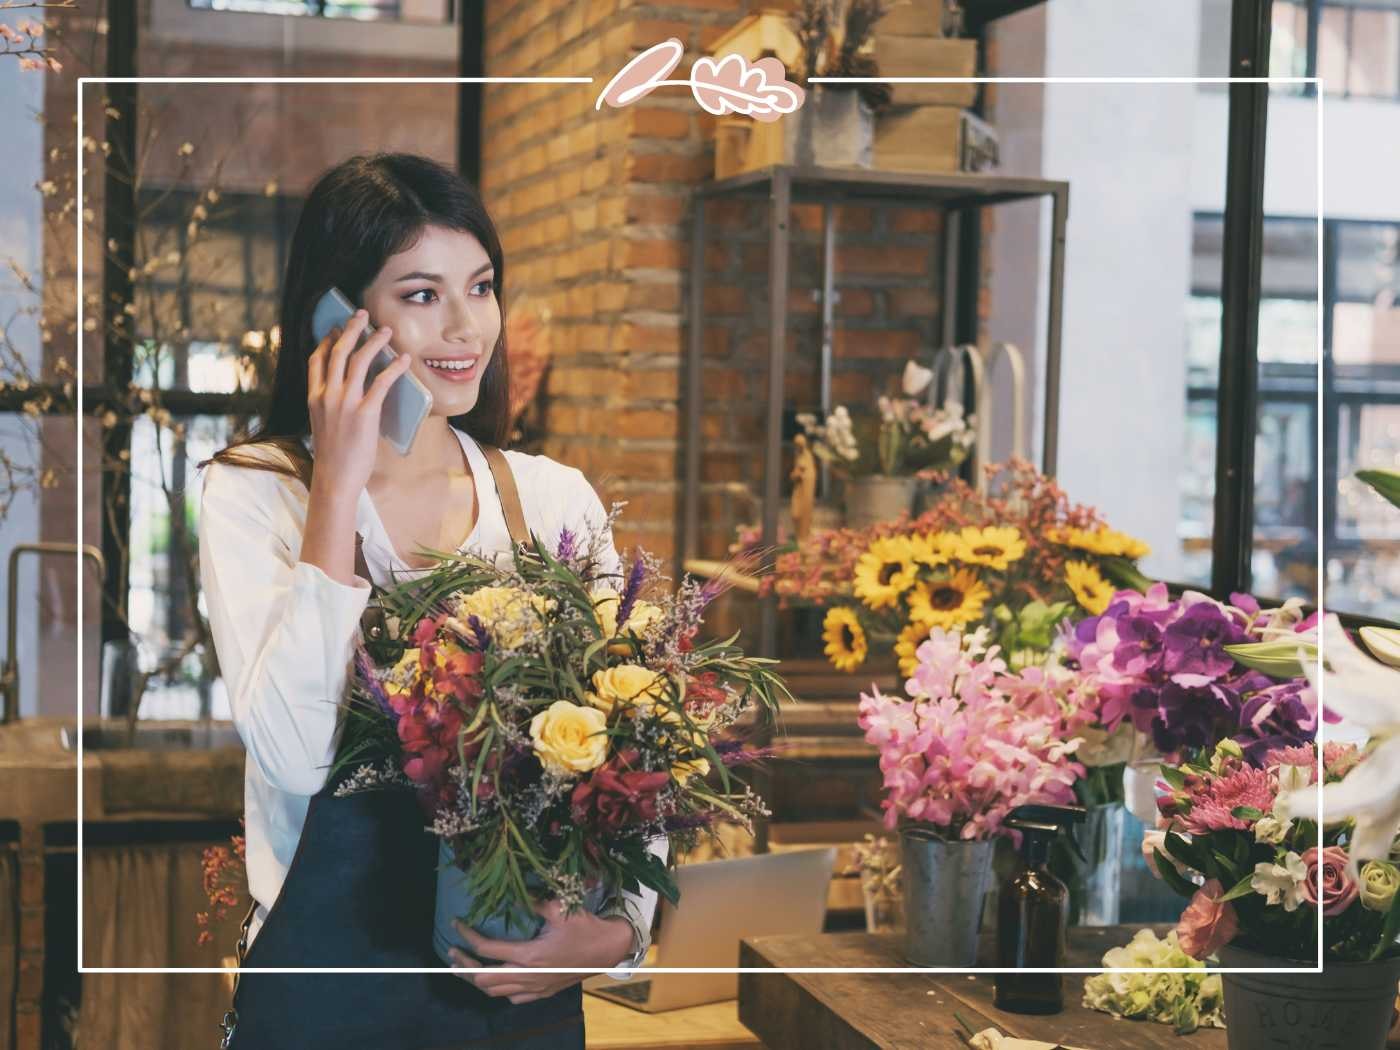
[329,518,790,933]
[1151,737,1400,964]
[1066,583,1319,767]
[856,626,1084,839]
[804,459,1152,675]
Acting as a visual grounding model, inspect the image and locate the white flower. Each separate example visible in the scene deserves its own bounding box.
[1076,721,1135,767]
[1274,615,1400,875]
[902,360,934,397]
[1275,764,1311,793]
[1250,852,1308,911]
[1253,815,1289,845]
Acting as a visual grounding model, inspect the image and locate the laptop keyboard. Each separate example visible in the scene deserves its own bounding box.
[604,980,652,1004]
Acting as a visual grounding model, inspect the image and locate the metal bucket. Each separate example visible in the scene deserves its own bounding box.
[1217,943,1400,1050]
[900,827,995,967]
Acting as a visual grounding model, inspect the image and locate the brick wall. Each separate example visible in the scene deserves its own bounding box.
[480,1,957,597]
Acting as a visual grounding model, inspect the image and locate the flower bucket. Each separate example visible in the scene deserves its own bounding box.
[1123,759,1164,825]
[1077,803,1124,927]
[1217,943,1400,1050]
[845,475,919,530]
[432,840,609,966]
[784,85,873,169]
[899,828,995,967]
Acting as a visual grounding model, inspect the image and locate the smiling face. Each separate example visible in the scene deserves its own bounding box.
[360,224,501,418]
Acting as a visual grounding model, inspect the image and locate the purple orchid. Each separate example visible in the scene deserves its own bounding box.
[1162,602,1248,684]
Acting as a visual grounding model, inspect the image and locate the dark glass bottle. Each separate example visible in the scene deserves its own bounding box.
[994,805,1082,1015]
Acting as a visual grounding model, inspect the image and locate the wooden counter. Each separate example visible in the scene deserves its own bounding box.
[738,927,1230,1050]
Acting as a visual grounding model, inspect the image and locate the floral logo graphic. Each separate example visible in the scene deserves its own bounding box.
[596,38,805,122]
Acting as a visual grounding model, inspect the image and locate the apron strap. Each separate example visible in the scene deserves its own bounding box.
[479,444,529,549]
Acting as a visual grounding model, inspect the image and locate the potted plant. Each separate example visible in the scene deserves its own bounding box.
[1152,719,1400,1050]
[786,0,893,168]
[857,626,1083,966]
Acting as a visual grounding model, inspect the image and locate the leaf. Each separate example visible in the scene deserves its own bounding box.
[1357,468,1400,510]
[1158,765,1188,791]
[1099,556,1155,593]
[1154,848,1198,898]
[1218,872,1258,903]
[595,38,684,110]
[689,53,805,122]
[1232,806,1265,822]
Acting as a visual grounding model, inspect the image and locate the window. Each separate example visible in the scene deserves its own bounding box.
[1252,0,1400,98]
[186,0,452,23]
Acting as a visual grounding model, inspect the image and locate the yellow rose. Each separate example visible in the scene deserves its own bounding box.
[1360,860,1400,913]
[456,586,548,649]
[592,664,672,719]
[529,701,609,775]
[672,755,711,784]
[592,590,664,640]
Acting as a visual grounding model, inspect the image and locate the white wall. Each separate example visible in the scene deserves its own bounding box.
[989,0,1203,583]
[0,42,46,718]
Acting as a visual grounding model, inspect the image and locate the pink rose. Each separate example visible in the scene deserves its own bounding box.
[1300,846,1359,916]
[1176,878,1239,960]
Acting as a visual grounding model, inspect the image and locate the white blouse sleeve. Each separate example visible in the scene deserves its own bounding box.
[198,460,372,796]
[565,467,670,972]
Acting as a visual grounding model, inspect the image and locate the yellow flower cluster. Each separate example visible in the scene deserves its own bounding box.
[591,588,666,640]
[1064,560,1115,615]
[453,586,551,649]
[1048,526,1150,560]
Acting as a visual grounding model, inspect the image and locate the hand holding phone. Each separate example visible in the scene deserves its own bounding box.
[310,287,433,457]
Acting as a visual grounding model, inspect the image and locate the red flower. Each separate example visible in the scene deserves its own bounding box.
[571,757,669,835]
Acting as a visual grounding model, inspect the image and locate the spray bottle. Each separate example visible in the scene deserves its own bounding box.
[994,803,1086,1015]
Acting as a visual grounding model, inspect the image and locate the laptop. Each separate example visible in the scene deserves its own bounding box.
[584,846,836,1013]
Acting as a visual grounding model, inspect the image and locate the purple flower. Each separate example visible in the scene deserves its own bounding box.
[1111,614,1165,677]
[555,526,577,563]
[1148,681,1240,755]
[355,648,397,721]
[466,614,492,650]
[1162,603,1248,684]
[617,554,646,628]
[1236,679,1318,764]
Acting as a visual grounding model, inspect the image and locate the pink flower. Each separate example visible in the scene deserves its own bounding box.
[1176,879,1239,960]
[1300,846,1359,916]
[1178,765,1277,834]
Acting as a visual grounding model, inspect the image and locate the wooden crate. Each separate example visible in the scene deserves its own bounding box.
[873,35,977,107]
[874,0,947,37]
[875,105,998,174]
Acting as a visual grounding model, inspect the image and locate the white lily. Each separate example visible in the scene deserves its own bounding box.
[1274,614,1400,876]
[902,359,934,397]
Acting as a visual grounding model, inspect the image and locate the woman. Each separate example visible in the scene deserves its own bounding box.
[198,153,660,1050]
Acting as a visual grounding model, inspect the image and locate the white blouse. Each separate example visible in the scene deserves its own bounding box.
[197,424,664,966]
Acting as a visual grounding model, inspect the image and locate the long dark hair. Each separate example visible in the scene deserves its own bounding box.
[199,152,510,484]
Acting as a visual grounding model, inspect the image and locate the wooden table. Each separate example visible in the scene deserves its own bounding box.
[584,994,761,1050]
[738,927,1230,1050]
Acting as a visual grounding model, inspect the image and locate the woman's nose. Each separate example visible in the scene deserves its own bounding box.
[444,295,483,341]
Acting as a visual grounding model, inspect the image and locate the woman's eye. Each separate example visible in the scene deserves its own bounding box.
[404,288,438,304]
[472,279,494,297]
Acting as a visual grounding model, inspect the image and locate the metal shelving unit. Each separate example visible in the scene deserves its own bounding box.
[681,164,1070,659]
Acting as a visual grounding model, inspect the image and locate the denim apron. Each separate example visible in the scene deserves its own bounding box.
[218,444,584,1050]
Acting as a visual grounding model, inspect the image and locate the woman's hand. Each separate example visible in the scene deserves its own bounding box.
[306,308,412,499]
[446,901,638,1005]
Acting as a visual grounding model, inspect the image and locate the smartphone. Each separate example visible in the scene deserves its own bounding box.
[310,287,433,456]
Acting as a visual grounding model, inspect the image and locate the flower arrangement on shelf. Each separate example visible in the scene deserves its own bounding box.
[856,626,1085,839]
[800,458,1152,675]
[846,833,903,933]
[1151,736,1400,965]
[328,514,791,943]
[794,361,977,481]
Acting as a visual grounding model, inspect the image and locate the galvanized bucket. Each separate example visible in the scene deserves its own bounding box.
[1217,942,1400,1050]
[900,827,996,967]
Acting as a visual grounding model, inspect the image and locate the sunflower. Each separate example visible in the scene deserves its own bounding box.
[906,568,991,630]
[1065,560,1115,615]
[852,536,920,611]
[1051,526,1151,560]
[954,525,1027,572]
[822,606,868,672]
[895,618,934,678]
[908,531,959,572]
